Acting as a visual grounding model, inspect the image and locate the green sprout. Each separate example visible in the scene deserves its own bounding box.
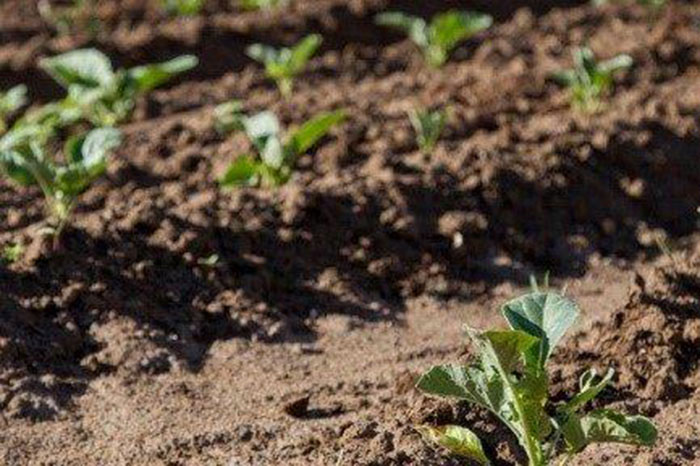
[0,126,122,240]
[219,109,345,188]
[40,49,198,126]
[38,0,99,36]
[0,85,28,134]
[409,107,447,154]
[375,10,492,68]
[213,100,244,134]
[247,34,323,98]
[592,0,666,9]
[1,243,24,264]
[162,0,206,16]
[552,47,633,113]
[239,0,288,11]
[416,290,657,465]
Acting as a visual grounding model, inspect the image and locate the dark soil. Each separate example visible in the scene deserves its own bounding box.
[1,0,699,464]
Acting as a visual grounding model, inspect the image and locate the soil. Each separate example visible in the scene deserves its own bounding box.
[1,0,700,464]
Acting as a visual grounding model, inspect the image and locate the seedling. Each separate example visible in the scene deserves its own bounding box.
[0,85,28,134]
[239,0,288,11]
[552,47,633,112]
[219,109,345,188]
[0,126,122,240]
[375,10,492,68]
[409,107,446,153]
[1,243,24,264]
[162,0,206,16]
[592,0,666,9]
[247,34,322,98]
[213,100,244,134]
[38,0,99,36]
[40,49,198,126]
[416,291,657,465]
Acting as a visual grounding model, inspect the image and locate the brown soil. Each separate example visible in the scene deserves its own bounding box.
[1,0,700,464]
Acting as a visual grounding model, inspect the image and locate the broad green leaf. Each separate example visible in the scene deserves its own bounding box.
[288,34,322,75]
[261,136,284,169]
[79,128,122,172]
[416,425,490,465]
[559,368,614,415]
[501,291,579,365]
[40,49,115,89]
[429,11,492,53]
[375,12,429,49]
[219,155,260,187]
[243,111,281,152]
[416,364,484,403]
[288,109,346,155]
[128,55,198,93]
[561,409,657,453]
[0,149,37,186]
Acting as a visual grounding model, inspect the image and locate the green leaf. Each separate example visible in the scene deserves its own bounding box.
[559,368,614,415]
[40,48,115,89]
[0,149,37,186]
[261,136,285,169]
[599,54,633,74]
[79,127,122,172]
[288,109,346,156]
[213,100,245,134]
[409,108,446,153]
[128,55,198,93]
[239,0,287,10]
[247,44,281,65]
[0,85,28,116]
[429,11,492,55]
[243,111,281,151]
[561,409,657,453]
[219,155,261,188]
[375,12,429,49]
[416,425,490,465]
[55,128,121,196]
[501,291,579,366]
[288,34,323,75]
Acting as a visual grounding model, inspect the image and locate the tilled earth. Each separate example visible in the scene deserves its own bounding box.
[0,0,699,464]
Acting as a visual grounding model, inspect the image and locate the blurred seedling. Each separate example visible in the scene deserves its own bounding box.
[416,290,657,465]
[162,0,206,16]
[0,85,28,135]
[375,10,492,68]
[1,243,24,264]
[239,0,288,11]
[213,100,244,134]
[40,48,198,126]
[38,0,100,36]
[219,109,346,188]
[409,107,447,154]
[0,126,122,242]
[552,47,633,113]
[247,34,322,98]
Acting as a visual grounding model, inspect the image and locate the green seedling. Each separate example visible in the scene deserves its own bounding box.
[239,0,288,11]
[592,0,666,9]
[375,10,492,68]
[38,0,99,36]
[247,34,322,98]
[0,85,28,134]
[409,107,446,153]
[416,291,657,466]
[219,109,345,188]
[213,100,244,134]
[0,126,122,239]
[162,0,206,16]
[40,49,198,126]
[1,243,24,264]
[552,47,633,113]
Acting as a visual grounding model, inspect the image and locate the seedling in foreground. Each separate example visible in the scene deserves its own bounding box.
[162,0,206,16]
[0,85,28,134]
[247,34,322,98]
[219,109,346,188]
[40,49,198,126]
[552,47,632,113]
[239,0,288,11]
[0,126,122,239]
[409,107,446,153]
[416,290,657,465]
[375,10,492,68]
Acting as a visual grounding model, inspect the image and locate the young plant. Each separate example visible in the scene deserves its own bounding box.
[552,47,633,113]
[219,109,345,188]
[409,107,446,153]
[0,126,122,239]
[38,0,99,36]
[213,100,244,134]
[162,0,206,16]
[239,0,288,11]
[0,85,28,134]
[375,10,492,68]
[246,34,322,98]
[416,290,657,466]
[40,49,198,126]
